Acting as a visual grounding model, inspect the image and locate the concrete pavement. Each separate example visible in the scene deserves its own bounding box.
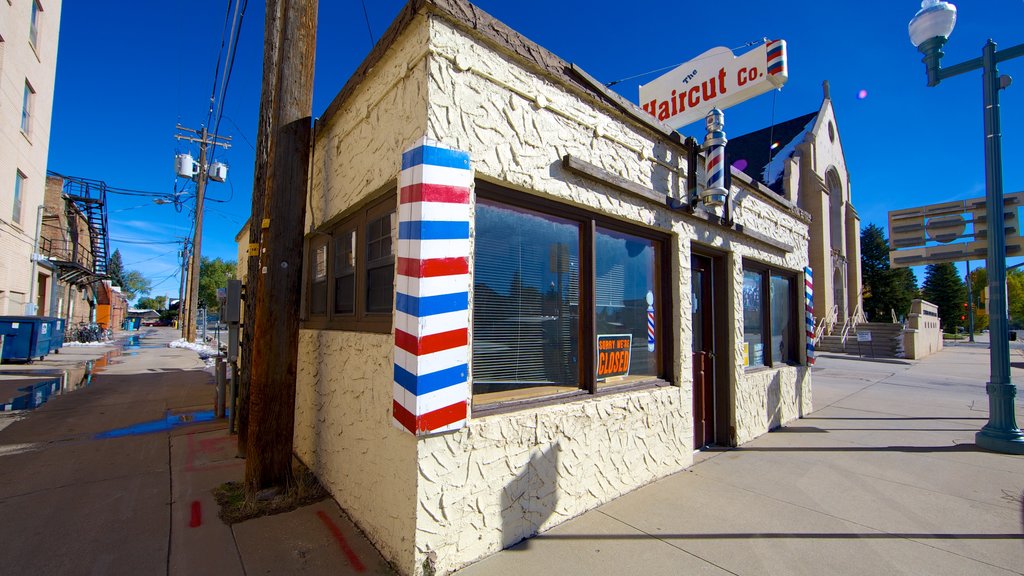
[455,338,1024,575]
[1,328,1022,575]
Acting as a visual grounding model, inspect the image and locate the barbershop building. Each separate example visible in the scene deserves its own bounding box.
[292,1,812,574]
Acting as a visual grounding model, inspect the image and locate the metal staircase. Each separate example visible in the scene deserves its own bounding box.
[58,175,109,277]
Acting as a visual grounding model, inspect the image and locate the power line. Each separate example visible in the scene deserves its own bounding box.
[605,38,768,87]
[110,237,183,245]
[360,0,375,48]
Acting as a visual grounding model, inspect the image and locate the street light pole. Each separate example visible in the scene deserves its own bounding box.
[910,1,1024,454]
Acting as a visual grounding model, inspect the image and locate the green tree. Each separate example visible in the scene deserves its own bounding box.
[860,224,918,321]
[107,249,126,290]
[1009,269,1024,328]
[921,262,966,332]
[107,249,152,300]
[137,295,167,310]
[198,257,236,313]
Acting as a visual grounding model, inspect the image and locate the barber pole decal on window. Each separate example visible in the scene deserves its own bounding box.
[805,266,814,365]
[646,290,655,353]
[393,138,472,435]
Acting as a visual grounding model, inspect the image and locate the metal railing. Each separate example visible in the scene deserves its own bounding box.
[813,304,838,345]
[841,302,866,346]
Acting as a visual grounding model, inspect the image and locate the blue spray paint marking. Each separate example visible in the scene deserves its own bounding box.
[94,409,226,439]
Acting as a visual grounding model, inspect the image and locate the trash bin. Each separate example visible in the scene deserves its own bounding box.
[0,316,52,363]
[49,317,65,353]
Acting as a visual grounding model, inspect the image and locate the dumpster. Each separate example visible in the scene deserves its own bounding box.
[48,317,65,353]
[0,316,52,363]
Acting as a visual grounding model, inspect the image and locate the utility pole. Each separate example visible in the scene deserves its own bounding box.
[244,0,317,493]
[236,0,285,458]
[175,125,230,342]
[178,239,191,332]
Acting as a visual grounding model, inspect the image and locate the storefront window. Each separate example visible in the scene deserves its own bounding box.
[742,270,765,367]
[743,265,798,368]
[596,228,658,387]
[472,185,669,409]
[770,274,793,364]
[473,200,580,403]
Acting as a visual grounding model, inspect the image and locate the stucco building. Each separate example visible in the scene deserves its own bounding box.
[0,0,62,315]
[729,87,862,328]
[276,1,813,574]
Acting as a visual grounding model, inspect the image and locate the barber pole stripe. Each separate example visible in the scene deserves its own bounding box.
[705,145,725,190]
[805,266,814,365]
[647,305,655,352]
[393,138,472,435]
[766,39,787,76]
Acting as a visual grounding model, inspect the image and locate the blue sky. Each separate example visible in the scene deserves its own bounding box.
[47,1,1024,301]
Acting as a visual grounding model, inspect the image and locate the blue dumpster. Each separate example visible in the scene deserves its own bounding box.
[0,316,52,363]
[49,318,65,353]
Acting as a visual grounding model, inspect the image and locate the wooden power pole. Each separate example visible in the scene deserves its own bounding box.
[244,0,317,492]
[175,125,231,342]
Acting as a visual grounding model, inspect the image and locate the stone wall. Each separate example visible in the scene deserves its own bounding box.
[411,14,811,575]
[295,14,434,575]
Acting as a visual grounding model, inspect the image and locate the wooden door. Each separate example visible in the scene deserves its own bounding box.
[692,254,715,449]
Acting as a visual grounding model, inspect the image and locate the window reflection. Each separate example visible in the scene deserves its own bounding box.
[595,228,657,387]
[473,200,579,403]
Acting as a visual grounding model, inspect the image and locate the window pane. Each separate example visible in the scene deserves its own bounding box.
[13,172,24,224]
[332,228,356,315]
[771,274,793,364]
[595,227,658,387]
[365,209,394,313]
[313,244,327,281]
[21,83,32,134]
[334,274,354,314]
[743,270,765,367]
[365,265,393,313]
[333,229,355,274]
[29,2,40,48]
[473,200,580,404]
[311,281,327,315]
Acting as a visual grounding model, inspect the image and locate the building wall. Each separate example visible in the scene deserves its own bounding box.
[293,15,432,574]
[412,15,810,575]
[796,99,862,325]
[904,299,943,359]
[0,0,62,315]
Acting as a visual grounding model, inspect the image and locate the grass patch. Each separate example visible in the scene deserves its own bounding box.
[213,458,328,525]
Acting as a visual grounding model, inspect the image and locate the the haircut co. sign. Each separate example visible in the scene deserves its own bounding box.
[639,40,788,130]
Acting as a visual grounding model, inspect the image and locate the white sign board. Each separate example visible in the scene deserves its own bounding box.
[639,40,788,130]
[856,332,872,343]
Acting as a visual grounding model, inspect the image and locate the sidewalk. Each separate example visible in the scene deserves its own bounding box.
[454,339,1024,575]
[1,329,1022,575]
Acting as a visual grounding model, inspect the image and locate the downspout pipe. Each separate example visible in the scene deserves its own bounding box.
[27,205,45,315]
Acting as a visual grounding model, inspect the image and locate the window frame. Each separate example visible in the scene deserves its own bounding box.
[472,181,674,412]
[742,261,799,369]
[21,80,34,136]
[13,170,25,225]
[29,1,41,52]
[303,191,396,334]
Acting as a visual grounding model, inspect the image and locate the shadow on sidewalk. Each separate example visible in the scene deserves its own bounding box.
[733,443,985,454]
[533,531,1024,541]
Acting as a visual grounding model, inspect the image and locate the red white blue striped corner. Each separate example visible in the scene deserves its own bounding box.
[766,39,787,77]
[393,138,472,435]
[805,266,814,366]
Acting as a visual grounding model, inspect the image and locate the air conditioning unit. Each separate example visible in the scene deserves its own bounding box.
[175,154,199,179]
[209,161,228,182]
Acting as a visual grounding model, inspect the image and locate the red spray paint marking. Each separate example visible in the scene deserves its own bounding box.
[189,501,202,528]
[184,433,243,473]
[316,510,366,572]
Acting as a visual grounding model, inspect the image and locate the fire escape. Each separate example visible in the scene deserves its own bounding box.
[44,172,110,284]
